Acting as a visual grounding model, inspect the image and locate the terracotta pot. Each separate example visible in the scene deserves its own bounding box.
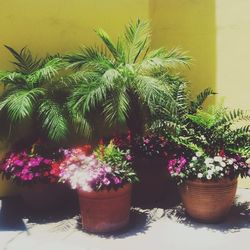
[21,183,71,212]
[179,178,237,223]
[78,183,132,233]
[132,158,168,205]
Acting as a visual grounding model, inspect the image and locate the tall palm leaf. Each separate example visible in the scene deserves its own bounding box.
[64,19,190,136]
[0,46,68,143]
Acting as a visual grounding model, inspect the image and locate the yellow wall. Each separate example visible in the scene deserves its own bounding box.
[0,0,149,70]
[149,0,216,101]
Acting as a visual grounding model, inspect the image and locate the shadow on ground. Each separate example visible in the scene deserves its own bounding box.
[164,196,250,233]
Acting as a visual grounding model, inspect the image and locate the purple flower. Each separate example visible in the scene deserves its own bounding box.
[14,160,24,166]
[126,154,132,161]
[178,156,187,169]
[248,168,250,176]
[43,159,52,165]
[113,176,122,184]
[102,177,111,186]
[144,138,150,144]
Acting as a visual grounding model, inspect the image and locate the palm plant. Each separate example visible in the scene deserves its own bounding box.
[150,81,250,157]
[0,45,68,143]
[64,19,190,137]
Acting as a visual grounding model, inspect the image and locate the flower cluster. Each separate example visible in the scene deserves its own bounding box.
[0,144,63,184]
[114,133,177,159]
[59,142,138,192]
[167,152,250,184]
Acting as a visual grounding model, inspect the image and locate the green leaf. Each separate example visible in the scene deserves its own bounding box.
[38,99,69,142]
[4,45,41,74]
[2,88,45,121]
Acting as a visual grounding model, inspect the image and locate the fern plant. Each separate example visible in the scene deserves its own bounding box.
[150,82,250,157]
[64,19,190,137]
[0,45,68,143]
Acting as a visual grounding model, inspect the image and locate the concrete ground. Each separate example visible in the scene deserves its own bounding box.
[0,189,249,250]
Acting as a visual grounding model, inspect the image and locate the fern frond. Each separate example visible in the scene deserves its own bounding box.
[190,88,216,113]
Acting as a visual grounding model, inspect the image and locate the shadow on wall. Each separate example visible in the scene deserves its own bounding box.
[149,0,216,103]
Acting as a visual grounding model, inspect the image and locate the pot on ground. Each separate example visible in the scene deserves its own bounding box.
[132,158,169,205]
[179,178,237,223]
[20,182,71,212]
[78,183,132,233]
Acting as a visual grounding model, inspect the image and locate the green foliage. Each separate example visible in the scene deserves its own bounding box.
[0,46,68,143]
[151,84,250,157]
[64,19,190,136]
[94,141,138,184]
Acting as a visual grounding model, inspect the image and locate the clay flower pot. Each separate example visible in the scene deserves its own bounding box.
[78,183,132,233]
[179,178,237,223]
[132,158,168,204]
[21,183,71,212]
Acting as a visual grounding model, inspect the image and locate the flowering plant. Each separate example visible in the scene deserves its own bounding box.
[168,152,250,184]
[113,132,180,160]
[59,141,138,192]
[0,142,63,185]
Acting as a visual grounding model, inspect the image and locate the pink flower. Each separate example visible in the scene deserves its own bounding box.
[102,178,111,186]
[113,176,122,184]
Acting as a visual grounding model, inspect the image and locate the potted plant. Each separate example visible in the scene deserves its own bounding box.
[59,140,138,233]
[0,141,68,212]
[166,105,250,222]
[64,19,190,138]
[0,45,69,143]
[114,132,176,204]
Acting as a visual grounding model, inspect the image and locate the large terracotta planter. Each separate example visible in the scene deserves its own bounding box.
[20,183,71,212]
[132,158,168,205]
[179,178,237,223]
[78,183,132,233]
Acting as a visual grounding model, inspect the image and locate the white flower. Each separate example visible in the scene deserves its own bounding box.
[192,156,197,161]
[214,156,223,162]
[234,164,239,170]
[220,162,226,167]
[220,173,224,177]
[206,174,212,180]
[207,169,214,175]
[205,158,214,165]
[246,158,250,165]
[197,173,203,178]
[196,152,202,157]
[215,166,223,171]
[227,159,234,165]
[189,163,194,167]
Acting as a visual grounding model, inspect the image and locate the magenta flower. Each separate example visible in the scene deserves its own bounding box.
[102,178,111,186]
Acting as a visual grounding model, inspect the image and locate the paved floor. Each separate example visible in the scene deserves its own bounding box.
[0,189,249,250]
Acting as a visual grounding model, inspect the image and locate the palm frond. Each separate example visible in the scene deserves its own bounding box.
[96,29,121,60]
[103,88,129,125]
[135,75,171,110]
[141,48,190,72]
[123,19,151,63]
[0,71,26,86]
[64,47,112,71]
[38,99,68,142]
[4,45,41,74]
[1,88,45,121]
[27,58,62,85]
[70,111,92,138]
[67,78,110,116]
